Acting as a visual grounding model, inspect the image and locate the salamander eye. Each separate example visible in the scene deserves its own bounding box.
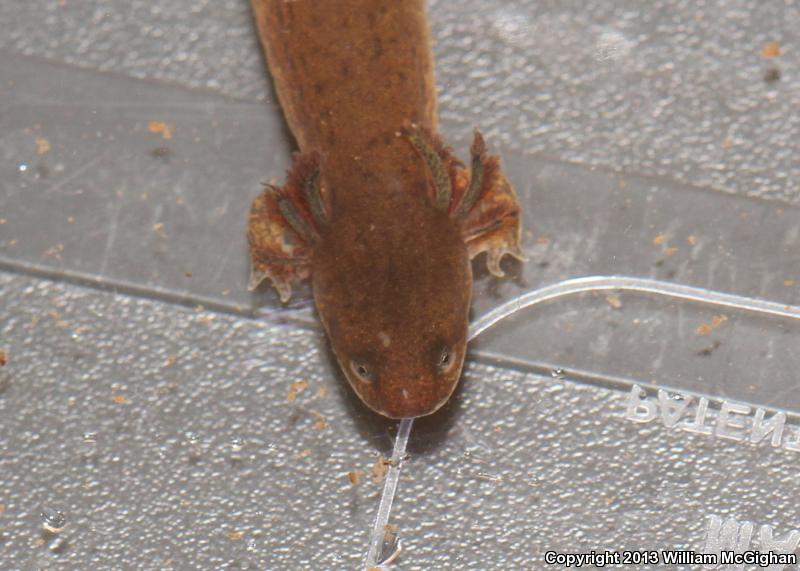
[350,360,375,383]
[436,346,455,372]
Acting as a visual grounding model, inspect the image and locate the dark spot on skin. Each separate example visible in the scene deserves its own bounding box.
[274,5,286,28]
[340,62,351,78]
[149,146,173,162]
[322,126,336,148]
[696,339,721,357]
[764,67,781,83]
[365,134,380,149]
[382,132,393,145]
[313,81,324,95]
[372,37,384,61]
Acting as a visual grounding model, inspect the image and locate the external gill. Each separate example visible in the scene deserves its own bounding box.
[275,151,328,243]
[403,124,462,212]
[453,131,499,221]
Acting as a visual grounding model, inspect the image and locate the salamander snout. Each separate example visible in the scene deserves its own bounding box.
[342,335,467,419]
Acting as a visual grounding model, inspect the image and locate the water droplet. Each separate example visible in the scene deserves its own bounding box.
[185,432,203,463]
[231,436,245,453]
[40,507,65,533]
[18,163,28,173]
[80,431,98,456]
[550,368,565,379]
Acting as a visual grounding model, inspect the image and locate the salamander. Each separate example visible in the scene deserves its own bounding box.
[248,0,525,418]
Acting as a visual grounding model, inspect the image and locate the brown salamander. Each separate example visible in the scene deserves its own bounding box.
[248,0,525,418]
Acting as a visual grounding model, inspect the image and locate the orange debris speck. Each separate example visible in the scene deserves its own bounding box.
[762,41,781,59]
[287,380,308,402]
[44,243,65,260]
[653,234,667,246]
[148,121,174,140]
[696,315,728,335]
[687,235,698,245]
[312,412,327,431]
[112,395,130,405]
[784,279,796,286]
[372,456,389,483]
[227,531,244,541]
[35,136,51,155]
[348,470,364,485]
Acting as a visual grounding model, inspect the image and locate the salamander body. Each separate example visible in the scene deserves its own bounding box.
[248,0,524,418]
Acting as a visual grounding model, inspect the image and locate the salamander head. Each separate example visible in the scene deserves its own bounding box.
[311,191,471,419]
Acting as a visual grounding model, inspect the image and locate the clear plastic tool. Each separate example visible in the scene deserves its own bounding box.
[365,276,800,568]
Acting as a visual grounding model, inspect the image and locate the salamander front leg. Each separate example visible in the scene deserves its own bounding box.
[247,152,329,302]
[456,131,527,276]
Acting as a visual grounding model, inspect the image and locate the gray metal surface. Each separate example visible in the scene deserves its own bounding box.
[1,0,800,569]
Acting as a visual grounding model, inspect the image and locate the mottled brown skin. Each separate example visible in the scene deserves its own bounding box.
[313,191,471,418]
[248,0,524,418]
